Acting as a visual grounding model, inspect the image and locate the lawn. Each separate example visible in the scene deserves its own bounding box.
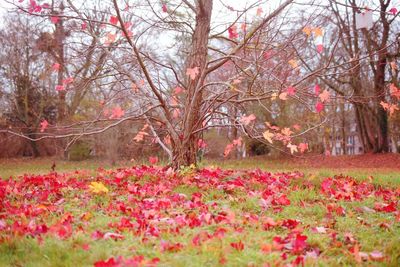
[0,156,399,266]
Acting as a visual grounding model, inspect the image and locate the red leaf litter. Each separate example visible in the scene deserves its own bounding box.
[0,165,398,266]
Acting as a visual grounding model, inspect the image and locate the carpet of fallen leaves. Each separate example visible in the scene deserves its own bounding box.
[0,166,399,266]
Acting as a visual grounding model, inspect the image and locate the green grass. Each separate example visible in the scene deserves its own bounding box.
[0,157,399,266]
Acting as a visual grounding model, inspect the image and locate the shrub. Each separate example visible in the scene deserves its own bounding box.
[247,139,270,156]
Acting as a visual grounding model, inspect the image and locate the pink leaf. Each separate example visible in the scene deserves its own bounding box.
[228,25,238,39]
[55,85,65,91]
[315,102,324,113]
[389,7,398,15]
[286,86,296,96]
[149,156,158,165]
[110,16,118,25]
[186,67,199,80]
[316,44,324,53]
[52,63,60,71]
[109,106,124,119]
[174,86,184,95]
[298,143,308,153]
[314,84,321,95]
[50,16,59,24]
[162,4,167,13]
[319,90,330,103]
[40,120,49,132]
[239,114,256,126]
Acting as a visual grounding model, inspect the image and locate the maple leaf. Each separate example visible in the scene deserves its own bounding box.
[302,26,312,36]
[40,120,49,132]
[298,143,308,153]
[109,106,124,119]
[230,240,244,251]
[186,67,199,80]
[281,127,293,136]
[389,83,400,99]
[88,182,109,194]
[149,156,158,165]
[286,86,296,96]
[62,77,74,84]
[288,59,298,68]
[314,84,321,95]
[319,90,330,102]
[287,143,298,154]
[81,22,87,30]
[110,16,118,25]
[162,3,167,12]
[228,25,238,39]
[316,44,324,53]
[313,27,323,37]
[279,92,288,100]
[239,114,256,126]
[380,101,399,116]
[55,85,65,91]
[52,63,60,71]
[389,7,398,15]
[263,130,274,144]
[174,86,184,95]
[50,16,59,24]
[315,102,324,113]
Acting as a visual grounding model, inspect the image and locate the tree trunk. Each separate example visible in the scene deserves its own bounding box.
[171,0,213,169]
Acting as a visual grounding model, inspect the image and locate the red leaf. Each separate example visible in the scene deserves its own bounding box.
[162,4,168,12]
[230,240,244,251]
[40,120,49,132]
[110,16,118,25]
[315,102,324,113]
[228,25,238,39]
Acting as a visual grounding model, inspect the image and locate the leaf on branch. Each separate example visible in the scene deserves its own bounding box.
[389,7,398,15]
[380,101,399,116]
[314,84,320,95]
[279,92,288,100]
[389,84,400,99]
[109,106,124,119]
[313,27,323,37]
[302,27,312,36]
[298,143,308,153]
[40,120,49,132]
[52,63,60,71]
[239,114,256,126]
[55,85,65,91]
[263,130,274,144]
[186,67,199,80]
[162,4,168,13]
[50,16,59,24]
[316,44,324,53]
[286,86,296,96]
[174,86,184,95]
[315,102,324,113]
[319,90,330,103]
[288,59,298,68]
[228,25,239,39]
[110,16,118,25]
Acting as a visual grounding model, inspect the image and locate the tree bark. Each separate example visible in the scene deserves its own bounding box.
[171,0,213,169]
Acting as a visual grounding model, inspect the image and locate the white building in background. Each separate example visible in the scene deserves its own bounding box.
[330,123,364,156]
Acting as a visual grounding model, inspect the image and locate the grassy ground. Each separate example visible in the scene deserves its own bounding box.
[0,156,399,266]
